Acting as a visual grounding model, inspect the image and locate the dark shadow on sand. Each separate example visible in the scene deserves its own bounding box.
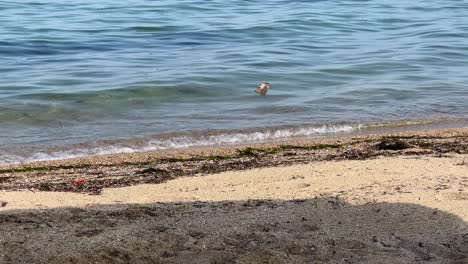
[0,198,467,264]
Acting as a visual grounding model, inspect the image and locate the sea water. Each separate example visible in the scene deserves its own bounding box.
[1,0,468,163]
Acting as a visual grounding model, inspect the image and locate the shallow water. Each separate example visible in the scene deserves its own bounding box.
[1,0,468,163]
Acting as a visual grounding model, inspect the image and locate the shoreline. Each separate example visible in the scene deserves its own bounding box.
[2,117,468,166]
[1,127,467,194]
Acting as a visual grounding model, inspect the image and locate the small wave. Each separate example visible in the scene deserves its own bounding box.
[0,124,360,165]
[146,124,358,148]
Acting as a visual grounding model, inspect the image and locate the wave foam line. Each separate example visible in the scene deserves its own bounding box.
[0,124,360,165]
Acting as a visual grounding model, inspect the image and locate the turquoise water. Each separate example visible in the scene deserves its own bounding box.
[1,0,468,163]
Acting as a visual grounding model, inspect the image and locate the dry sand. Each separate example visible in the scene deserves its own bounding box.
[0,129,467,263]
[1,155,468,215]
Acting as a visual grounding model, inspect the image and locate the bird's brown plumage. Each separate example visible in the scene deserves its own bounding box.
[256,82,270,96]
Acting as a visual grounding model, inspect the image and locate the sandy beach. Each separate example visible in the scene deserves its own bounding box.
[1,128,467,263]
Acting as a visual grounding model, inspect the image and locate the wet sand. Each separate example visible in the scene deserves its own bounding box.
[0,128,467,263]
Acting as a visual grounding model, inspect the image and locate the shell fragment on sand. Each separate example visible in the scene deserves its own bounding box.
[256,82,270,96]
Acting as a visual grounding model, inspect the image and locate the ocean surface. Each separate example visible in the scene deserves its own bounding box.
[1,0,468,164]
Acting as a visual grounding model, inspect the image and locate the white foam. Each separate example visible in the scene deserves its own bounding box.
[0,124,361,165]
[145,124,358,149]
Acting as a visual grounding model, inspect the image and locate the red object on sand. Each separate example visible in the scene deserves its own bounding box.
[74,179,87,185]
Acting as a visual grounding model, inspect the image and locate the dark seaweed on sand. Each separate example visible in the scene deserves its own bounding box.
[0,131,467,194]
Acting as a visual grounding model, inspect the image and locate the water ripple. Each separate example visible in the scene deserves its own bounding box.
[0,0,468,155]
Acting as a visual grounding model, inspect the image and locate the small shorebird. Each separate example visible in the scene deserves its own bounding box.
[256,82,270,96]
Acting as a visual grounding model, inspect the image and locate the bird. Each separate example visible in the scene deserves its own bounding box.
[256,82,270,96]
